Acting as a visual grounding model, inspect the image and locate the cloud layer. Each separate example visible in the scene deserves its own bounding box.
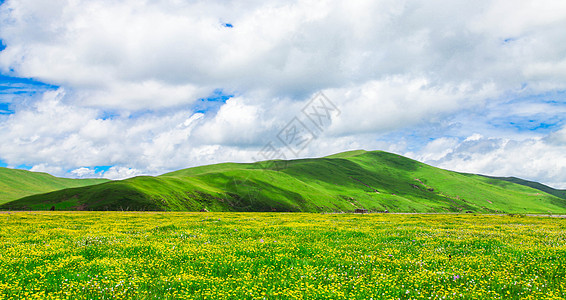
[1,0,566,186]
[408,133,566,189]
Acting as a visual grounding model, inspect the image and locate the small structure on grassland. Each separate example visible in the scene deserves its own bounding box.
[354,209,368,214]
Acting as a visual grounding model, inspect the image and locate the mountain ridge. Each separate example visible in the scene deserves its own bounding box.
[2,150,565,213]
[0,167,109,204]
[479,175,566,200]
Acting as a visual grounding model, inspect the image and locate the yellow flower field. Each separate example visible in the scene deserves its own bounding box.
[0,212,565,299]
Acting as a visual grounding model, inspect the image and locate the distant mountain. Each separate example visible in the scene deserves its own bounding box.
[0,167,109,204]
[479,175,566,200]
[2,150,565,213]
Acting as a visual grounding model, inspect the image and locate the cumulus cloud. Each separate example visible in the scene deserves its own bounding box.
[192,97,270,146]
[0,88,283,176]
[546,127,566,145]
[0,0,566,186]
[102,167,145,180]
[2,0,566,106]
[409,132,566,189]
[29,163,64,175]
[324,77,498,136]
[70,167,97,178]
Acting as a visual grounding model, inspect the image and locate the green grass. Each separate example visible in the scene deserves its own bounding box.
[0,167,109,204]
[0,212,565,299]
[481,175,566,200]
[2,150,566,213]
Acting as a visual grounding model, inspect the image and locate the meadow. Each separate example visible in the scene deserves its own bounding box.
[0,212,565,299]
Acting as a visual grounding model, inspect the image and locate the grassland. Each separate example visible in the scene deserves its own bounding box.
[0,167,109,205]
[482,175,566,200]
[3,151,566,213]
[1,212,565,299]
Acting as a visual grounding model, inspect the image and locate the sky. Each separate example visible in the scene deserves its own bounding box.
[1,0,566,188]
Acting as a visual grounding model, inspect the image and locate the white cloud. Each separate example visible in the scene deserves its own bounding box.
[2,0,566,107]
[325,77,499,136]
[412,137,459,162]
[0,0,566,187]
[192,97,269,146]
[103,167,144,180]
[80,81,206,110]
[29,164,64,175]
[411,132,566,189]
[70,167,96,178]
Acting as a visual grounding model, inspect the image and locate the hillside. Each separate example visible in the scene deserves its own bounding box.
[0,167,109,204]
[480,175,566,200]
[2,150,566,213]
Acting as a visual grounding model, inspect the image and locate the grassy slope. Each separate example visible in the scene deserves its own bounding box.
[479,175,566,200]
[0,167,109,204]
[2,151,566,213]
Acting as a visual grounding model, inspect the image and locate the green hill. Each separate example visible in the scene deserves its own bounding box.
[2,150,566,213]
[0,167,109,204]
[480,175,566,200]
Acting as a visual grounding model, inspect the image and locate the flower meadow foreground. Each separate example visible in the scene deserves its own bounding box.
[0,212,565,299]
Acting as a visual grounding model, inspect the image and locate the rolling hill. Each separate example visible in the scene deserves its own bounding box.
[2,150,566,213]
[0,167,109,204]
[480,175,566,200]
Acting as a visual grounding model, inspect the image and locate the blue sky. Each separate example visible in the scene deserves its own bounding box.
[1,0,566,187]
[0,75,58,106]
[192,89,233,115]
